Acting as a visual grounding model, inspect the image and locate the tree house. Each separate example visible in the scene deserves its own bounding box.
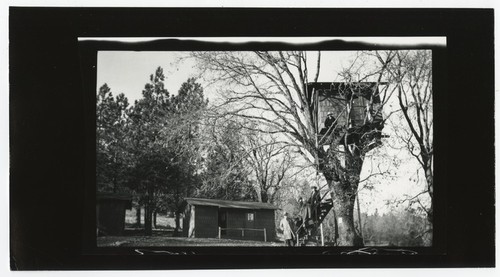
[307,82,385,152]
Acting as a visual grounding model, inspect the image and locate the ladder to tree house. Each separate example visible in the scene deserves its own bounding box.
[296,199,333,245]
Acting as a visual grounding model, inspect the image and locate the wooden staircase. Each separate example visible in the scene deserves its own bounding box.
[317,199,333,224]
[296,199,333,246]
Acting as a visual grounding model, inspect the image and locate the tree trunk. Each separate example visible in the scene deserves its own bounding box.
[423,165,433,245]
[425,166,433,224]
[328,180,364,246]
[260,190,268,203]
[135,204,141,227]
[144,187,154,236]
[144,204,153,236]
[319,136,365,246]
[356,195,363,239]
[153,210,157,229]
[173,210,181,237]
[256,189,263,202]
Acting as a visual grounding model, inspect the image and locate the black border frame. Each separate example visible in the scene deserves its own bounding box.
[10,8,494,269]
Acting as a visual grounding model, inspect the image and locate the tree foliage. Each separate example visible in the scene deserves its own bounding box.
[245,131,298,203]
[96,83,129,193]
[96,67,208,235]
[390,50,433,222]
[196,119,257,201]
[361,208,431,246]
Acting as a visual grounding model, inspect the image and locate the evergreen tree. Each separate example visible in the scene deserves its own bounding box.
[96,83,129,193]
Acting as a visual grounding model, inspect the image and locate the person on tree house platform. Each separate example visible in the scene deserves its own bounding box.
[320,113,337,137]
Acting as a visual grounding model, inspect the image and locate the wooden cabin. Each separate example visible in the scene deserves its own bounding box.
[182,198,278,242]
[96,192,132,236]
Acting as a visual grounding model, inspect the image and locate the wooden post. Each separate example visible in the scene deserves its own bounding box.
[263,228,267,242]
[320,223,324,246]
[218,227,221,239]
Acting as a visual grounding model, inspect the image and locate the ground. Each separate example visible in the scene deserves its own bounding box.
[97,235,284,247]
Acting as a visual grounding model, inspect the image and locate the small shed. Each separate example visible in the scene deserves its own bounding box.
[182,198,278,242]
[96,192,132,236]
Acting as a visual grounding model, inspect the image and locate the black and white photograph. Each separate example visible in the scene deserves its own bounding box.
[94,41,437,249]
[8,7,495,271]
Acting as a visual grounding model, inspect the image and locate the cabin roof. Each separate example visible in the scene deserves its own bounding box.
[97,192,133,209]
[307,82,388,89]
[97,192,133,202]
[183,197,279,210]
[307,82,385,97]
[307,82,387,105]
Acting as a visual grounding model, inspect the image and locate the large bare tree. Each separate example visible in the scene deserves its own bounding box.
[385,50,433,223]
[245,131,298,204]
[193,51,395,245]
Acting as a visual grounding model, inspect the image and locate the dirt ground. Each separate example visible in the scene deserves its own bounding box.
[97,235,284,247]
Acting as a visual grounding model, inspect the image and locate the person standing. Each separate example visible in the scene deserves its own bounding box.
[279,212,295,247]
[298,196,307,220]
[309,186,321,221]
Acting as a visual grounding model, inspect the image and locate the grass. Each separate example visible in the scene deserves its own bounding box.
[97,236,283,247]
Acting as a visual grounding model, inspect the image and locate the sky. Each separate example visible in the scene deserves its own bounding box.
[95,36,446,103]
[96,44,432,216]
[96,50,361,104]
[97,51,195,103]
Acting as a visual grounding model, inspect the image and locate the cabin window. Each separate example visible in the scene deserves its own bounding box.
[246,212,254,221]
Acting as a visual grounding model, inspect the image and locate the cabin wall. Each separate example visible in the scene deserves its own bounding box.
[97,199,128,236]
[181,200,278,241]
[256,209,276,241]
[225,209,247,239]
[194,205,218,238]
[224,209,275,241]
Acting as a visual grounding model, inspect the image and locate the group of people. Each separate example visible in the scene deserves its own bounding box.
[279,186,322,246]
[299,186,321,223]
